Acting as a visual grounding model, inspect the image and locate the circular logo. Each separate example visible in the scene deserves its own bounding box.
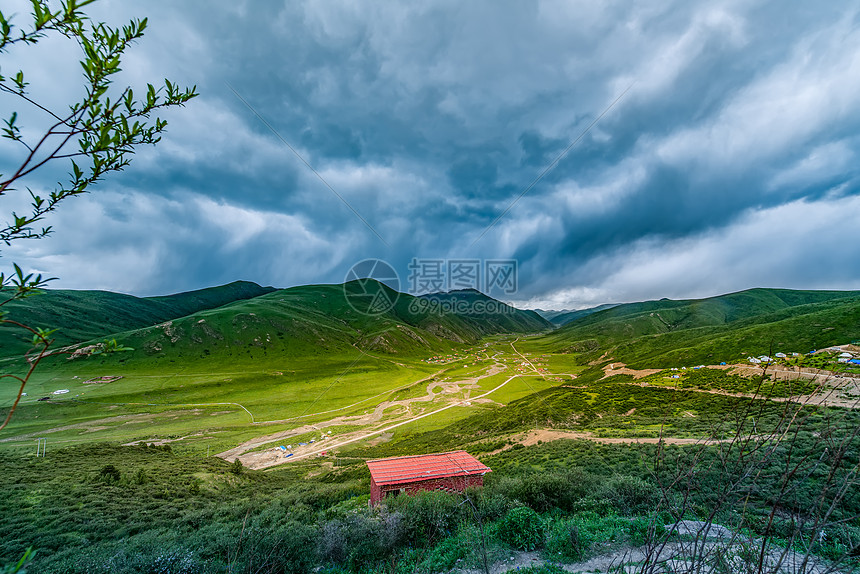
[343,259,400,316]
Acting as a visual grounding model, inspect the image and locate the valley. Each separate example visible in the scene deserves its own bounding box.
[1,282,859,573]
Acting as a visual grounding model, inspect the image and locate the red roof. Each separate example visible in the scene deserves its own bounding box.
[366,450,491,486]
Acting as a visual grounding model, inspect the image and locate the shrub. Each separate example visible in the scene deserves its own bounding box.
[262,520,317,574]
[230,459,243,475]
[545,512,652,562]
[627,516,665,546]
[133,468,149,485]
[97,464,121,484]
[317,510,407,570]
[488,468,597,512]
[474,490,513,521]
[598,475,659,515]
[545,519,586,560]
[497,507,545,551]
[385,490,462,544]
[418,530,470,572]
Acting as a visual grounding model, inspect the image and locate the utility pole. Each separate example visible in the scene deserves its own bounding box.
[35,438,46,457]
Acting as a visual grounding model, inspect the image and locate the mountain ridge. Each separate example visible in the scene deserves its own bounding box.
[0,280,276,358]
[536,287,860,367]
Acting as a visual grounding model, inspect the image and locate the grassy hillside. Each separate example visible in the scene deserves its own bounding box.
[419,289,553,334]
[535,288,860,367]
[0,281,275,358]
[0,281,556,452]
[15,281,550,368]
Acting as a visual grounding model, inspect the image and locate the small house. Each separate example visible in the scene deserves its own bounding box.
[366,450,491,505]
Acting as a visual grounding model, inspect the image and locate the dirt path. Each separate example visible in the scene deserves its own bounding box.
[221,363,509,468]
[458,521,836,574]
[602,362,663,379]
[226,366,552,469]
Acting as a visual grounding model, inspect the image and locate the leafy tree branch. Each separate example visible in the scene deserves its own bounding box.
[0,0,197,428]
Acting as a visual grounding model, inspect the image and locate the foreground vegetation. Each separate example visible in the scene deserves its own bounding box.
[2,374,859,573]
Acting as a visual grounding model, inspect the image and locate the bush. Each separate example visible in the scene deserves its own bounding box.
[474,490,513,521]
[385,490,463,544]
[262,520,317,574]
[627,516,665,546]
[497,507,545,551]
[598,475,659,515]
[98,464,121,484]
[545,519,586,560]
[545,512,655,562]
[132,468,149,485]
[317,510,407,570]
[47,544,204,574]
[418,530,471,572]
[488,468,597,512]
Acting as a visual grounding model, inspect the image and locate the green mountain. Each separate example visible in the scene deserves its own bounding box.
[0,281,275,358]
[537,288,860,367]
[23,281,551,367]
[420,289,552,334]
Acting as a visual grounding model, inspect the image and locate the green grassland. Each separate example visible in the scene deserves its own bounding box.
[0,352,442,452]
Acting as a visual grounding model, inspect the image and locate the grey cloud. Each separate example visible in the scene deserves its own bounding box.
[2,0,860,308]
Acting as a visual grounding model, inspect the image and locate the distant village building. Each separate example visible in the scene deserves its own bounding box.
[366,450,491,505]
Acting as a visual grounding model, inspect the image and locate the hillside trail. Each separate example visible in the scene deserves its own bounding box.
[603,362,860,409]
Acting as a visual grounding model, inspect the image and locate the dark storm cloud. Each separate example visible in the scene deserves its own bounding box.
[4,0,860,306]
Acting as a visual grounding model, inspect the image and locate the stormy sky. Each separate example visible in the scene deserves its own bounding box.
[2,0,860,309]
